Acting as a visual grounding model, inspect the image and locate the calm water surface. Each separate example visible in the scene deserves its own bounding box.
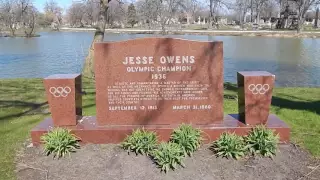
[0,32,320,87]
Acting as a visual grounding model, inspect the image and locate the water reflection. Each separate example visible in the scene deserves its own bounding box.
[0,32,319,87]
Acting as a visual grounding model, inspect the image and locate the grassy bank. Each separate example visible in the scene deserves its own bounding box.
[0,31,40,38]
[0,28,43,37]
[0,78,319,179]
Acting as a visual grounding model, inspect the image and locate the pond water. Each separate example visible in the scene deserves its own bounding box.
[0,32,320,87]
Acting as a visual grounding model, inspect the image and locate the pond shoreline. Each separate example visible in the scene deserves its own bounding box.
[60,27,320,38]
[0,33,40,37]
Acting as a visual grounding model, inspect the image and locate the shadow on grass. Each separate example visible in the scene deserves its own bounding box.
[84,84,319,116]
[0,82,238,120]
[224,82,238,92]
[271,97,320,115]
[222,82,320,116]
[0,101,48,121]
[1,79,318,121]
[223,82,238,100]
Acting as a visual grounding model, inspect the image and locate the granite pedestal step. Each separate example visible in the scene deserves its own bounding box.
[31,114,290,145]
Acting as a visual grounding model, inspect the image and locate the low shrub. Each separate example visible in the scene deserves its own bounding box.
[170,124,202,156]
[152,142,185,172]
[245,125,279,157]
[121,128,158,156]
[211,132,247,159]
[41,128,80,159]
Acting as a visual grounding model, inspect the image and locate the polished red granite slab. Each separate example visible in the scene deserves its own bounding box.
[237,71,275,125]
[43,74,82,126]
[94,38,224,126]
[31,114,290,145]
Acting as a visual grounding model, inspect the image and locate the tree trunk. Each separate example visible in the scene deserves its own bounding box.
[26,23,35,37]
[186,14,190,25]
[24,14,35,38]
[56,19,61,31]
[284,18,288,28]
[147,20,151,29]
[24,26,34,37]
[239,12,243,29]
[256,10,261,24]
[10,25,16,36]
[161,20,166,35]
[315,8,319,29]
[250,0,253,22]
[240,10,246,29]
[208,0,213,29]
[297,9,306,33]
[82,0,110,78]
[297,17,305,33]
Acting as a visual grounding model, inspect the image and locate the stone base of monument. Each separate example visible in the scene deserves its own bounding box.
[31,39,291,145]
[31,114,290,145]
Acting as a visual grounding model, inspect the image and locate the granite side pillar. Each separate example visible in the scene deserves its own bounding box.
[237,71,275,125]
[44,74,82,126]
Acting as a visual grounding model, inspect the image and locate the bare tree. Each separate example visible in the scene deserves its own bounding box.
[108,0,126,27]
[22,4,37,37]
[0,9,3,33]
[233,0,251,27]
[181,0,201,24]
[209,0,218,28]
[136,0,159,29]
[83,0,99,26]
[17,0,31,23]
[82,0,113,78]
[67,2,86,27]
[208,0,230,29]
[18,0,40,37]
[127,3,137,27]
[294,0,320,32]
[261,0,278,19]
[0,0,19,36]
[136,0,183,33]
[44,0,63,30]
[158,0,184,33]
[252,0,269,23]
[0,0,38,36]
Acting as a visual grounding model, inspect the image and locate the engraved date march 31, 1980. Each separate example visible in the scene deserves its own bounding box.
[172,105,212,110]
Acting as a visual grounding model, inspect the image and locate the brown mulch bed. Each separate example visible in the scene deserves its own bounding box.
[16,142,319,180]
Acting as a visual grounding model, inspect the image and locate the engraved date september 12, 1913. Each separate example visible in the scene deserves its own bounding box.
[108,104,212,111]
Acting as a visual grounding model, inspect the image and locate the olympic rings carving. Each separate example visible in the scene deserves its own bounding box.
[49,86,71,97]
[248,84,270,95]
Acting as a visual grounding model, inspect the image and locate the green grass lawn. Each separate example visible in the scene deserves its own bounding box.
[0,78,319,180]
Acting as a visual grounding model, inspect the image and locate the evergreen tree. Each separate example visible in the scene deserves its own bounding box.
[127,3,137,28]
